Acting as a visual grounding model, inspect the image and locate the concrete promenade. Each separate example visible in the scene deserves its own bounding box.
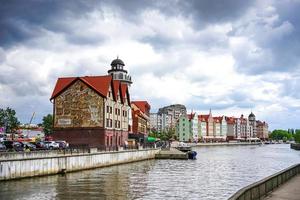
[264,174,300,200]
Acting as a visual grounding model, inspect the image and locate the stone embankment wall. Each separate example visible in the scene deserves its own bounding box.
[291,143,300,150]
[228,163,300,200]
[0,149,159,181]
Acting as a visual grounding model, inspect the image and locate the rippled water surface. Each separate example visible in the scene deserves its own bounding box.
[1,144,300,200]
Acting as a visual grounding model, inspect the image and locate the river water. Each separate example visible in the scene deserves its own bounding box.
[1,144,300,200]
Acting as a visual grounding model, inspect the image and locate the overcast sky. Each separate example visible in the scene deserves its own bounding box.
[1,0,300,130]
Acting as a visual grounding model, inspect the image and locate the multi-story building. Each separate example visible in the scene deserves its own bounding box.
[220,116,227,138]
[130,101,151,143]
[150,113,159,131]
[213,117,221,137]
[248,112,257,138]
[256,120,269,140]
[175,115,191,142]
[226,117,236,140]
[188,112,198,142]
[158,104,187,128]
[50,59,132,148]
[150,112,172,132]
[198,115,207,139]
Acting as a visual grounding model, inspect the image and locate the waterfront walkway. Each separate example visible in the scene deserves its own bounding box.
[264,174,300,200]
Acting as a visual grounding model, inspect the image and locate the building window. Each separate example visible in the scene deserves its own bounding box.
[106,119,110,127]
[110,119,113,127]
[107,106,110,113]
[123,110,127,117]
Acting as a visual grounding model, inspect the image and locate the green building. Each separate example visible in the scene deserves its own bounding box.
[175,115,191,142]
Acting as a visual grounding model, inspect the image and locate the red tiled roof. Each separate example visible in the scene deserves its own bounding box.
[81,75,112,97]
[50,77,76,100]
[50,75,112,100]
[225,116,235,124]
[187,112,196,120]
[131,101,151,114]
[120,83,130,104]
[198,114,209,121]
[213,116,222,123]
[112,80,120,101]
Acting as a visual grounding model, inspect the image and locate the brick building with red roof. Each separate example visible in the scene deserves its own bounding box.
[50,58,132,149]
[130,101,151,142]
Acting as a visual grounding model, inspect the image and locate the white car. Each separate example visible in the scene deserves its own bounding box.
[44,141,60,149]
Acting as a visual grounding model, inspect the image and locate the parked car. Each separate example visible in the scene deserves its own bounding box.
[21,142,36,151]
[44,141,60,149]
[3,141,24,151]
[0,143,7,151]
[56,141,69,149]
[35,141,47,149]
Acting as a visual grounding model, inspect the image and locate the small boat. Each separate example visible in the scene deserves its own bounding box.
[187,151,197,159]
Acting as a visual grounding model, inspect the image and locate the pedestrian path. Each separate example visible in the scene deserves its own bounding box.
[264,174,300,200]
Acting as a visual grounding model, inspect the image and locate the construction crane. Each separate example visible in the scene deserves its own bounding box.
[29,112,35,126]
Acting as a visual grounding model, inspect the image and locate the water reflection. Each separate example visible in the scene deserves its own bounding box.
[0,144,299,200]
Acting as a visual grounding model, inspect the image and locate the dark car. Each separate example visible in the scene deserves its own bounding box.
[0,143,7,152]
[3,141,14,149]
[3,141,24,151]
[13,142,24,151]
[21,142,36,151]
[35,141,47,149]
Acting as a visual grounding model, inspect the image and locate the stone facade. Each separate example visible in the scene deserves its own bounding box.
[54,80,104,128]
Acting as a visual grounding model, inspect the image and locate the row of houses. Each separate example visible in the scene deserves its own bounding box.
[175,110,269,142]
[51,58,150,148]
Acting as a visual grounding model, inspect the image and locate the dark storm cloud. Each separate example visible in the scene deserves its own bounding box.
[112,0,253,25]
[0,0,254,48]
[0,0,105,47]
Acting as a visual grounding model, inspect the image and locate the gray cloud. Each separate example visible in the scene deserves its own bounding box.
[0,0,299,130]
[0,0,104,47]
[230,1,300,75]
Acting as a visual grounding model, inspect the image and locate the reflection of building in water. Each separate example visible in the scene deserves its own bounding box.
[53,161,154,199]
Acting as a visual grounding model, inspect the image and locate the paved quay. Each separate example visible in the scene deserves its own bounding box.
[155,148,188,159]
[264,174,300,200]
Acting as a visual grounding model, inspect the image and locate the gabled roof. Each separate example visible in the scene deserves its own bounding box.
[50,77,76,100]
[120,83,130,104]
[225,116,236,124]
[213,116,222,123]
[187,112,196,120]
[198,114,209,121]
[50,75,113,100]
[131,101,150,114]
[112,80,120,101]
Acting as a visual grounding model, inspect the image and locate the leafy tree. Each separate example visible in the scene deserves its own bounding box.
[42,114,53,135]
[294,130,300,143]
[270,129,292,141]
[0,107,20,133]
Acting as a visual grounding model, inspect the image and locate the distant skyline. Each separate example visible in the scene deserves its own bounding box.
[1,0,300,130]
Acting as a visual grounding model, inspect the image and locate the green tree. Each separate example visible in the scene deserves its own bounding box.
[42,114,53,135]
[294,130,300,143]
[270,129,292,141]
[0,107,20,133]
